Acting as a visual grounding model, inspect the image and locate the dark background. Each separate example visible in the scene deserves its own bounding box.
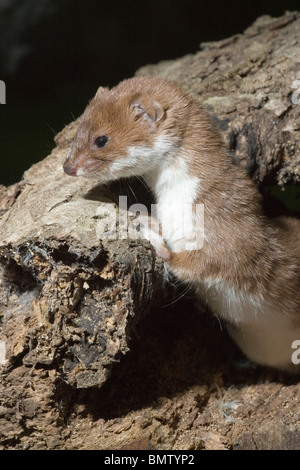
[1,0,299,186]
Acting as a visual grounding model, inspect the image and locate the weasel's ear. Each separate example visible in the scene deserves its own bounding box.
[130,93,164,124]
[95,86,109,99]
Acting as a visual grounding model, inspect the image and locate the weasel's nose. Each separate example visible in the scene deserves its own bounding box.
[63,163,77,176]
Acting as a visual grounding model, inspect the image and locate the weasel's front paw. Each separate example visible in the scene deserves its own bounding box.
[138,215,171,261]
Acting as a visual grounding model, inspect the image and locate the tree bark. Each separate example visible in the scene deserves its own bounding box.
[137,11,300,186]
[1,11,300,450]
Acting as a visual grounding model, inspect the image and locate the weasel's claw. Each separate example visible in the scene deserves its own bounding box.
[138,215,171,261]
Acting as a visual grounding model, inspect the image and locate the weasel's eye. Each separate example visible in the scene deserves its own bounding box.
[95,135,109,148]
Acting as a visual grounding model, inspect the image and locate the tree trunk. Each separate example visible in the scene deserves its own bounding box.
[137,11,300,188]
[1,11,300,450]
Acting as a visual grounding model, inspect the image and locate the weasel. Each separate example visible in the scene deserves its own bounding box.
[63,76,300,373]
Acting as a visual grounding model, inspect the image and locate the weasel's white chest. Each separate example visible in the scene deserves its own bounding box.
[147,160,201,252]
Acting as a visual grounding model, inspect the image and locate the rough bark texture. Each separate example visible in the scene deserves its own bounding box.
[137,11,300,187]
[1,11,300,450]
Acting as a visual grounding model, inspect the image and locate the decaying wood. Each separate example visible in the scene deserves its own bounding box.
[1,11,300,450]
[0,119,166,390]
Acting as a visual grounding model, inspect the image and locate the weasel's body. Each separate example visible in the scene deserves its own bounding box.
[64,76,300,372]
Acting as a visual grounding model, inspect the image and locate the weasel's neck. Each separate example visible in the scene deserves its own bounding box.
[144,156,199,203]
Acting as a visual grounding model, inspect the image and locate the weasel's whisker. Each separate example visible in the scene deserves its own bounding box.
[45,122,56,135]
[162,283,192,308]
[127,169,151,193]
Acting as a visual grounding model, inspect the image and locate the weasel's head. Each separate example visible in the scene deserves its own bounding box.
[63,84,173,182]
